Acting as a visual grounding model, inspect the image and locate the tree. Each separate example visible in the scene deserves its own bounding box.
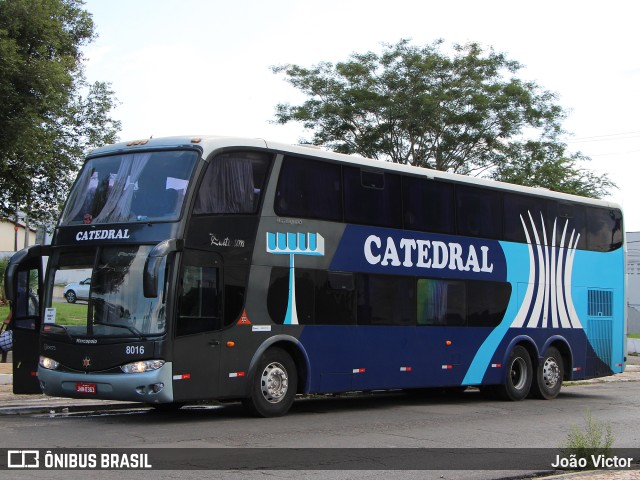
[272,39,613,198]
[0,0,121,224]
[493,141,615,198]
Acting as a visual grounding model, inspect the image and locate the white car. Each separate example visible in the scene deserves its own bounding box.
[63,278,91,303]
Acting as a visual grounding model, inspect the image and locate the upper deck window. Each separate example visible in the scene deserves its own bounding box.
[193,151,271,215]
[456,185,503,239]
[403,176,455,234]
[275,156,342,221]
[587,207,623,252]
[60,150,198,225]
[343,167,402,228]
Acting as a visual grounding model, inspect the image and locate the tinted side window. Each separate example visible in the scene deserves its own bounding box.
[503,194,550,244]
[194,151,271,214]
[267,267,313,324]
[14,269,40,329]
[417,279,465,326]
[357,274,415,326]
[417,278,510,327]
[177,255,221,336]
[466,280,512,327]
[315,271,356,325]
[403,176,455,234]
[267,268,356,325]
[223,266,247,327]
[344,167,402,228]
[550,202,586,249]
[275,157,342,221]
[587,208,623,252]
[456,186,502,239]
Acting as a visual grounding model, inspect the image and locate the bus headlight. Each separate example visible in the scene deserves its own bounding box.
[39,356,60,370]
[121,360,165,374]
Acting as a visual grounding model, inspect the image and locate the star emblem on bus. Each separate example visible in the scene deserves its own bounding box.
[82,357,91,368]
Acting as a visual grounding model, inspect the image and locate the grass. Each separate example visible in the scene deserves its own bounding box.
[561,409,614,468]
[0,302,87,325]
[49,302,88,325]
[629,333,640,339]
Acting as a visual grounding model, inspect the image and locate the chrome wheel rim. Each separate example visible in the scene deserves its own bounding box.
[542,357,560,389]
[260,362,289,404]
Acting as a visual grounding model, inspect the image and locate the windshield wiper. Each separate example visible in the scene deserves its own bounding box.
[93,322,144,340]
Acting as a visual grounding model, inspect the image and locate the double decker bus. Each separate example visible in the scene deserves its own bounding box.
[5,136,625,416]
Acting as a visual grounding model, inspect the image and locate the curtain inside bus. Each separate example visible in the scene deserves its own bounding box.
[59,150,198,225]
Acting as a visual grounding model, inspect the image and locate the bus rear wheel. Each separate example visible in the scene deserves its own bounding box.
[243,348,297,417]
[530,346,563,400]
[496,345,532,401]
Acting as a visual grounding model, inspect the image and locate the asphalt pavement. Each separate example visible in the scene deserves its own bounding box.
[0,353,638,480]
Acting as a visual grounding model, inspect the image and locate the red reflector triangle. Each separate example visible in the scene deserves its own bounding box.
[237,310,251,325]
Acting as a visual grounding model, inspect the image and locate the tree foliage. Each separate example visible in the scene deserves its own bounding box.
[0,0,121,223]
[272,39,613,198]
[493,141,615,198]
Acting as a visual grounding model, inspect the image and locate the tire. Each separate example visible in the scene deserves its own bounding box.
[65,290,77,303]
[530,346,563,400]
[243,348,297,417]
[496,345,532,401]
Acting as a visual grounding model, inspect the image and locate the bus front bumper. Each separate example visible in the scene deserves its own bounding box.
[37,362,175,404]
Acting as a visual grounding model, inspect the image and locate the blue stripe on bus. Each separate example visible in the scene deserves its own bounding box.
[464,243,625,384]
[463,241,528,384]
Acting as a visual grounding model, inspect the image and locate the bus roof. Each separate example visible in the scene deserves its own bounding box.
[88,135,621,210]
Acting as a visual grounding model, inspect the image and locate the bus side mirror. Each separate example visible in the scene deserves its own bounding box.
[4,245,49,302]
[143,239,182,298]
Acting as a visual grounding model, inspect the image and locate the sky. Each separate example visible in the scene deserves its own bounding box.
[81,0,640,230]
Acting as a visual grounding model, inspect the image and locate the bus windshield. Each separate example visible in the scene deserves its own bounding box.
[59,149,199,225]
[44,246,167,338]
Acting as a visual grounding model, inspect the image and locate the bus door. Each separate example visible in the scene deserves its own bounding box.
[171,249,223,402]
[5,246,45,394]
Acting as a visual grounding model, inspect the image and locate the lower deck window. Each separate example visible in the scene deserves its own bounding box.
[177,265,220,335]
[267,269,357,325]
[357,275,415,326]
[267,268,510,327]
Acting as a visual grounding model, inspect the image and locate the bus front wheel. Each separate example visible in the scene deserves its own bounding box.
[497,345,532,401]
[243,348,297,417]
[530,346,563,400]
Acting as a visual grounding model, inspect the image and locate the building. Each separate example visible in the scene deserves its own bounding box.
[0,214,36,258]
[627,231,640,334]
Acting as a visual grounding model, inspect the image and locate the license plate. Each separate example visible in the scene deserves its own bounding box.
[76,382,97,394]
